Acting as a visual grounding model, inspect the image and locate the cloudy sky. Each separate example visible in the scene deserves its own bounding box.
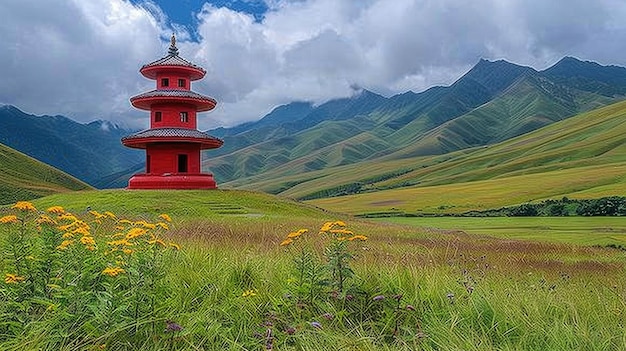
[2,0,626,129]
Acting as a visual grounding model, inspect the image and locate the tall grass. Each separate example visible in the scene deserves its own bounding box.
[1,191,625,350]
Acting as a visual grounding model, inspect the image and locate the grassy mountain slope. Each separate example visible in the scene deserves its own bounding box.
[207,58,625,185]
[0,143,92,205]
[303,100,626,214]
[207,60,541,181]
[388,74,617,159]
[0,105,142,186]
[226,99,626,214]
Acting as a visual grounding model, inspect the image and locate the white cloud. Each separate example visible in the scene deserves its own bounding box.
[2,0,626,129]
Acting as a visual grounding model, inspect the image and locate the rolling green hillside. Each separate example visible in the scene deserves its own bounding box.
[0,143,92,205]
[226,99,626,214]
[206,58,626,185]
[0,105,142,187]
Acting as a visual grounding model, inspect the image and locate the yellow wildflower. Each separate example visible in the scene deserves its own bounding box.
[126,228,147,239]
[62,232,74,239]
[80,236,96,246]
[320,221,346,232]
[5,273,26,284]
[142,222,157,230]
[169,242,181,250]
[73,226,91,236]
[134,220,148,227]
[46,206,65,214]
[36,215,57,226]
[280,238,294,246]
[107,239,133,246]
[115,225,125,230]
[89,210,105,219]
[56,240,74,250]
[12,201,36,212]
[122,248,133,255]
[347,235,368,241]
[320,221,334,231]
[287,228,308,238]
[104,211,116,219]
[242,289,257,297]
[58,213,78,222]
[148,239,167,247]
[0,215,18,224]
[158,213,172,222]
[119,219,133,225]
[58,223,75,231]
[102,267,125,277]
[157,222,170,230]
[330,229,354,236]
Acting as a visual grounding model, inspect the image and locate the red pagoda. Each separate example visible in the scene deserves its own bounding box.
[122,35,223,189]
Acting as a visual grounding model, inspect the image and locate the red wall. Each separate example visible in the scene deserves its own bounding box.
[150,103,197,129]
[156,71,191,90]
[145,143,202,174]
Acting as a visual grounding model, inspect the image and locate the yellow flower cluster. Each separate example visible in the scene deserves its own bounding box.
[319,221,367,242]
[106,213,180,256]
[12,201,37,212]
[279,221,367,247]
[46,206,65,214]
[0,215,18,224]
[159,213,172,222]
[242,289,257,297]
[55,214,96,250]
[2,202,182,281]
[102,266,125,277]
[279,228,309,246]
[5,273,26,284]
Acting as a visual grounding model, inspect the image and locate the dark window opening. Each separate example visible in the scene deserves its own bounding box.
[180,111,189,122]
[154,111,162,122]
[146,155,151,173]
[177,154,188,173]
[161,78,169,87]
[178,79,186,88]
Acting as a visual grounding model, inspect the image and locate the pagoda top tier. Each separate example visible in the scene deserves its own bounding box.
[140,34,206,81]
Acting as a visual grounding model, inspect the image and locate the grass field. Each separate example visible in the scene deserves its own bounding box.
[1,190,625,350]
[372,216,626,246]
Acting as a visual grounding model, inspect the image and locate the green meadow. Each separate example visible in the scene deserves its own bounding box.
[372,216,626,246]
[1,190,625,350]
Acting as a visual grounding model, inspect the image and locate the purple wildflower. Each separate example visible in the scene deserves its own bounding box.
[372,295,385,301]
[165,320,183,333]
[322,312,334,320]
[310,321,322,329]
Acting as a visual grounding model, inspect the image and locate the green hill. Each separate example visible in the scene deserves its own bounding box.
[0,105,142,187]
[205,58,625,186]
[0,143,92,205]
[226,99,626,214]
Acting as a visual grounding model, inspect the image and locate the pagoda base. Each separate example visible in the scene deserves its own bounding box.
[127,173,217,189]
